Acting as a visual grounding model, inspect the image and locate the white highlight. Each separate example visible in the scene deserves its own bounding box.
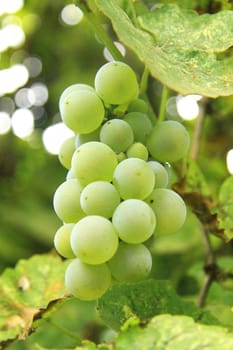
[176,94,202,121]
[29,83,48,106]
[0,0,24,16]
[0,64,29,96]
[0,112,11,134]
[42,122,74,155]
[60,4,83,25]
[23,56,42,78]
[0,24,25,52]
[11,108,34,138]
[226,149,233,175]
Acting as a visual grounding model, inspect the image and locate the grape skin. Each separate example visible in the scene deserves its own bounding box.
[112,199,156,244]
[145,188,186,235]
[80,181,120,218]
[94,61,139,105]
[53,179,85,223]
[54,223,76,259]
[71,215,119,265]
[147,120,190,162]
[113,158,155,200]
[108,242,152,283]
[65,258,111,301]
[100,119,134,152]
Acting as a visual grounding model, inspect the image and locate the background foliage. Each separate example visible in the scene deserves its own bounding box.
[1,0,233,349]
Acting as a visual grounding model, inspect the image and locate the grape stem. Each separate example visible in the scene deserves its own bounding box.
[77,0,126,62]
[158,85,169,123]
[190,102,205,160]
[197,226,216,307]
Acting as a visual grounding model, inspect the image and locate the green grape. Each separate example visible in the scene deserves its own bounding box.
[60,89,105,134]
[116,152,126,162]
[75,127,101,148]
[113,158,155,200]
[123,112,153,144]
[71,215,119,265]
[145,188,186,235]
[126,142,148,161]
[80,181,120,218]
[127,98,148,113]
[54,223,76,258]
[65,258,111,301]
[112,199,156,243]
[71,141,118,186]
[94,61,139,105]
[146,120,190,162]
[58,135,76,169]
[53,179,85,223]
[108,242,152,282]
[66,168,76,180]
[147,161,169,188]
[59,83,95,111]
[100,119,134,152]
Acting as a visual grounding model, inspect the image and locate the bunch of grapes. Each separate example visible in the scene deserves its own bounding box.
[53,61,190,301]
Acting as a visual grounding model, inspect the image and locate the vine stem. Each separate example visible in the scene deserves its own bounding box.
[77,1,125,62]
[158,86,169,122]
[197,227,216,307]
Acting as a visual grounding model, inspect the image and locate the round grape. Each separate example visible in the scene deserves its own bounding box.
[58,135,76,169]
[94,61,139,105]
[54,224,76,258]
[145,188,187,235]
[126,142,148,161]
[123,112,153,145]
[65,258,111,301]
[71,141,118,186]
[71,215,119,265]
[112,199,156,244]
[108,242,152,283]
[53,179,85,223]
[80,181,120,218]
[113,158,155,200]
[147,160,169,188]
[100,119,134,152]
[60,89,105,134]
[147,120,190,162]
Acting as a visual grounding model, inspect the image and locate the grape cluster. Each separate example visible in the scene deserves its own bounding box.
[53,61,190,301]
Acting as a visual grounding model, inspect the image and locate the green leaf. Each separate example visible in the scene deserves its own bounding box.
[0,254,68,346]
[97,279,218,331]
[35,314,233,350]
[213,176,233,241]
[116,314,233,349]
[96,1,233,97]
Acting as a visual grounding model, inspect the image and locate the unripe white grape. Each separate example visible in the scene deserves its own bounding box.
[59,83,95,111]
[126,142,148,161]
[123,112,153,145]
[71,215,119,265]
[94,61,139,105]
[58,135,76,169]
[54,224,76,258]
[71,141,118,186]
[113,158,155,200]
[112,199,156,244]
[100,119,134,152]
[60,89,105,134]
[145,188,186,235]
[108,242,152,283]
[65,258,111,300]
[80,181,120,218]
[147,120,190,162]
[147,160,169,188]
[53,179,85,223]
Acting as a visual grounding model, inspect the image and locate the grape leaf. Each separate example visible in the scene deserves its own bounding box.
[95,0,233,97]
[35,314,233,350]
[97,279,218,331]
[0,254,68,347]
[212,176,233,241]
